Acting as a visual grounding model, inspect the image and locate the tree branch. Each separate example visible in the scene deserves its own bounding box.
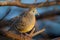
[15,0,21,3]
[3,31,21,40]
[0,1,60,8]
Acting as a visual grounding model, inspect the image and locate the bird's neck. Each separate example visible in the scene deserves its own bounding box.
[25,10,35,16]
[29,12,35,16]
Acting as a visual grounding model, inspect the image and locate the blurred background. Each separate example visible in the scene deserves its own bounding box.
[0,0,60,40]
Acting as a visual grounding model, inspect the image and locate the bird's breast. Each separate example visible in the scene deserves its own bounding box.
[17,15,36,33]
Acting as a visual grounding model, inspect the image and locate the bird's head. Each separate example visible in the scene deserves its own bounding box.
[29,7,39,15]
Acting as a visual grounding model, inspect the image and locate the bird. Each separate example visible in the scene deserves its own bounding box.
[9,7,39,33]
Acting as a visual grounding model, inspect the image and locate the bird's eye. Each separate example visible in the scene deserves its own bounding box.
[33,11,34,12]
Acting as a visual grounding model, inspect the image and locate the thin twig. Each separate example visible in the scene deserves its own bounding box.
[32,28,45,37]
[0,7,11,21]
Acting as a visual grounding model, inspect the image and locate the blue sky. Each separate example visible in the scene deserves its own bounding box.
[21,0,46,4]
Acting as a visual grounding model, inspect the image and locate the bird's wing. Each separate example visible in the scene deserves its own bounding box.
[10,16,19,22]
[0,20,9,28]
[15,13,33,30]
[8,16,20,26]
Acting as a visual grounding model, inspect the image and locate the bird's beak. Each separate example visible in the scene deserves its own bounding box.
[36,11,39,15]
[35,8,39,15]
[36,9,39,15]
[37,12,39,15]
